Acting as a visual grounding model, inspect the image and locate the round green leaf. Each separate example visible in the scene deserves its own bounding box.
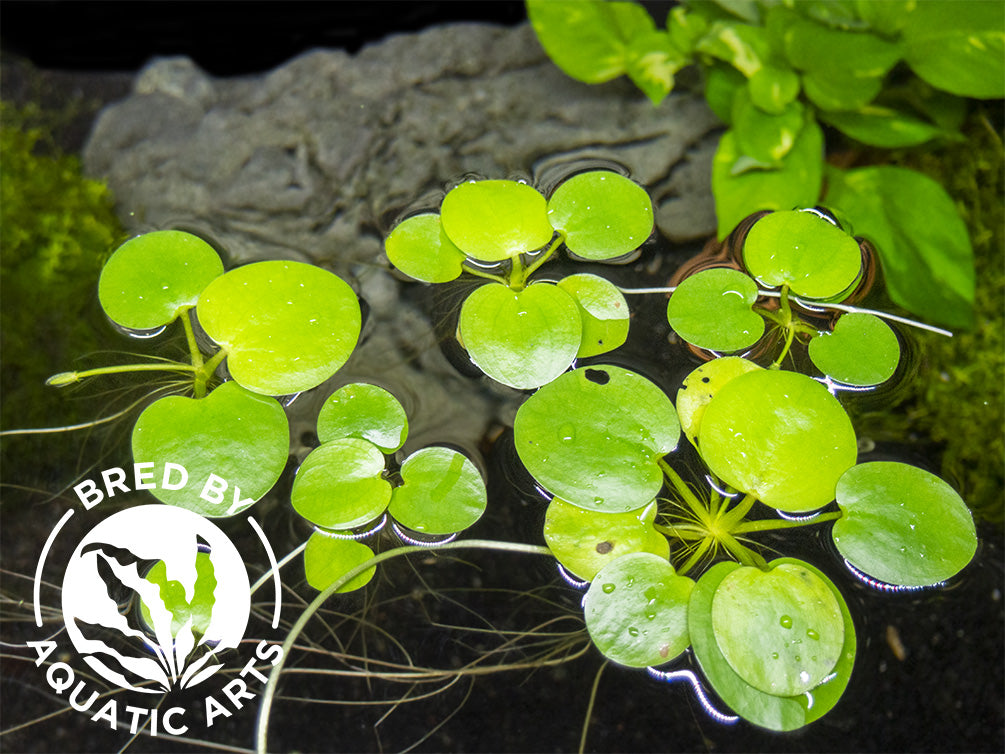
[833,462,977,587]
[303,534,375,593]
[808,312,900,386]
[440,180,553,262]
[667,268,764,352]
[699,369,857,512]
[689,559,856,732]
[291,439,392,530]
[317,383,408,453]
[544,499,669,581]
[131,381,289,517]
[388,447,487,535]
[584,552,694,668]
[457,282,581,390]
[514,365,680,513]
[546,171,653,260]
[712,563,844,697]
[557,273,630,358]
[99,230,224,329]
[743,210,862,299]
[197,260,361,396]
[385,213,466,283]
[676,356,763,448]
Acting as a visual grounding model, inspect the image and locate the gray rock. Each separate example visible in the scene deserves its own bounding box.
[82,21,721,450]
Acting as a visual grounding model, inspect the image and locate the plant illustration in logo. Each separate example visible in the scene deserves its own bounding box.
[61,505,250,693]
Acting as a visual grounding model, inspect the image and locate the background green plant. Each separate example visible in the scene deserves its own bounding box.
[527,0,1004,330]
[0,101,124,478]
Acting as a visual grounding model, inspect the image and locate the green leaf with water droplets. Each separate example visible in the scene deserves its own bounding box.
[99,230,223,330]
[667,268,764,352]
[689,558,856,731]
[457,281,582,390]
[544,499,668,581]
[303,534,376,593]
[698,369,857,512]
[676,356,763,449]
[131,381,289,517]
[584,552,693,667]
[441,180,553,262]
[808,312,900,386]
[711,563,844,697]
[833,462,977,587]
[547,171,654,260]
[388,447,487,535]
[290,438,391,530]
[514,365,680,513]
[197,260,361,395]
[557,273,630,358]
[743,210,862,300]
[317,382,408,453]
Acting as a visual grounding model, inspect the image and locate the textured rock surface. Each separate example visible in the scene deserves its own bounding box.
[82,21,721,452]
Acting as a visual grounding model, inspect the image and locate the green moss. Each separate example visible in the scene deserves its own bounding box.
[857,110,1004,523]
[1,101,125,470]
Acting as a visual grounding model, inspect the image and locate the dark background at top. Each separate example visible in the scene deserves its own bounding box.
[0,1,528,75]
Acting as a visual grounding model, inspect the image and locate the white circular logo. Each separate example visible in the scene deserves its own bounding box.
[61,505,250,693]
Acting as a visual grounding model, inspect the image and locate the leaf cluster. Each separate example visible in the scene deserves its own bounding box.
[527,0,1002,328]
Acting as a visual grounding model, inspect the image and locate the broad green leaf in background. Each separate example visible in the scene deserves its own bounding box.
[712,118,823,239]
[732,93,805,166]
[666,268,764,352]
[303,534,376,593]
[526,0,655,84]
[676,356,763,448]
[747,63,801,115]
[698,369,857,512]
[440,180,553,262]
[770,8,900,111]
[852,0,915,35]
[317,382,408,453]
[290,438,392,530]
[696,20,771,77]
[711,562,845,696]
[131,381,289,517]
[557,273,630,358]
[547,171,654,260]
[99,230,223,330]
[385,213,466,283]
[544,498,669,581]
[902,0,1005,100]
[824,165,975,329]
[689,558,856,731]
[625,29,687,105]
[514,365,680,513]
[833,461,977,587]
[197,260,361,395]
[808,312,900,386]
[704,64,746,124]
[583,552,694,667]
[743,209,862,299]
[388,447,487,535]
[818,106,953,149]
[457,282,581,389]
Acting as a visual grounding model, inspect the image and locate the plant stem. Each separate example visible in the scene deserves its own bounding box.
[659,460,710,525]
[716,493,757,531]
[579,660,608,754]
[461,262,509,285]
[255,539,553,754]
[732,510,842,534]
[46,362,197,386]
